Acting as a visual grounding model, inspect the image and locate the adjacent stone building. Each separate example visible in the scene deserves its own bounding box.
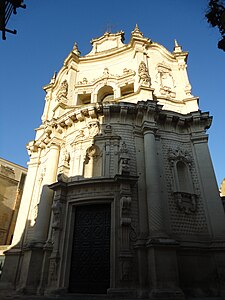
[0,158,27,274]
[0,158,27,245]
[1,26,225,299]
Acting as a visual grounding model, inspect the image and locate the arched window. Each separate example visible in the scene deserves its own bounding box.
[97,86,114,102]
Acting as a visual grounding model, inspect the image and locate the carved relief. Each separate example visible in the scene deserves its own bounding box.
[138,61,151,87]
[52,200,62,230]
[85,145,99,160]
[120,196,131,226]
[120,194,133,282]
[157,63,176,98]
[77,77,88,85]
[119,141,130,175]
[103,67,109,76]
[168,147,197,214]
[72,129,85,144]
[120,259,132,281]
[88,120,100,138]
[174,192,197,214]
[31,204,39,226]
[49,257,59,284]
[56,79,68,102]
[59,147,70,167]
[168,147,192,166]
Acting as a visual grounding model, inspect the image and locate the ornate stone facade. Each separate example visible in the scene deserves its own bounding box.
[1,26,225,299]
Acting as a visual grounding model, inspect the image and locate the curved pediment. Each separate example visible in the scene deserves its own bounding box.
[87,31,125,55]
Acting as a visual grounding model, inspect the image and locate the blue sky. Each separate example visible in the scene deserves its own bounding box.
[0,0,224,186]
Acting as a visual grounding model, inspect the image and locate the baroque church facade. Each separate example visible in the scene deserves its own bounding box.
[1,26,225,299]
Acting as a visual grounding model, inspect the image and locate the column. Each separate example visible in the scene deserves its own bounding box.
[143,128,165,237]
[33,141,60,244]
[143,122,183,299]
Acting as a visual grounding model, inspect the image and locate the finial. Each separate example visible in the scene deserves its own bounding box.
[72,42,81,56]
[173,39,182,53]
[50,71,57,84]
[131,23,144,37]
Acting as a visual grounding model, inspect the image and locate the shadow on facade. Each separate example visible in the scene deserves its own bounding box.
[1,120,225,299]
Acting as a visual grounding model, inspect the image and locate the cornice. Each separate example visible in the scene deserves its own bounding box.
[32,101,212,152]
[49,173,138,191]
[0,173,18,185]
[148,42,178,62]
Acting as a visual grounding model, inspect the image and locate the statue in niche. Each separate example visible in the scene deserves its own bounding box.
[119,141,130,174]
[138,61,151,87]
[56,79,68,102]
[62,148,70,166]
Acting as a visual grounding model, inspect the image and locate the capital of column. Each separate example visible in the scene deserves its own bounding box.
[142,121,158,136]
[47,137,62,150]
[191,133,209,144]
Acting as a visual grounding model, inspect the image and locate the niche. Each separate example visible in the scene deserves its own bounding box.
[176,161,192,193]
[83,145,101,178]
[97,86,114,102]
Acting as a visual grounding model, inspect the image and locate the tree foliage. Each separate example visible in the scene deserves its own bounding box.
[206,0,225,51]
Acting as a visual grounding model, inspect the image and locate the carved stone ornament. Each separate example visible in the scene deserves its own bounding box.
[119,141,130,174]
[103,67,109,76]
[49,257,60,284]
[88,120,100,138]
[84,145,100,165]
[131,24,144,38]
[138,61,151,87]
[120,260,132,281]
[168,147,192,165]
[120,196,131,226]
[157,64,176,98]
[174,192,197,214]
[52,200,62,229]
[31,204,39,226]
[72,42,81,56]
[56,79,68,102]
[61,148,70,166]
[73,129,85,144]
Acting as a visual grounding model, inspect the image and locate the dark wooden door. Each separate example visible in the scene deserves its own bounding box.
[69,204,111,294]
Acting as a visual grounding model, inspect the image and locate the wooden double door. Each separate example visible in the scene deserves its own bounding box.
[69,204,111,294]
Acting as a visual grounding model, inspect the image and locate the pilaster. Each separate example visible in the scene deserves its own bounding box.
[191,119,225,239]
[141,102,184,299]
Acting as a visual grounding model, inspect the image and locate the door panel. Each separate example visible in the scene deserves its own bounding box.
[69,204,111,294]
